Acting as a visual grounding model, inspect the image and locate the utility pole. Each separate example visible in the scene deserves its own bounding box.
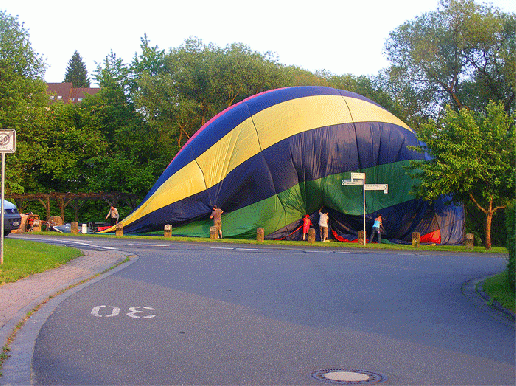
[342,172,388,245]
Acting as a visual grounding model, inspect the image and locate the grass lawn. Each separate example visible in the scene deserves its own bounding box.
[30,230,508,254]
[482,270,515,313]
[0,238,82,285]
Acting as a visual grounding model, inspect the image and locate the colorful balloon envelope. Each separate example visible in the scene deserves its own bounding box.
[114,86,463,244]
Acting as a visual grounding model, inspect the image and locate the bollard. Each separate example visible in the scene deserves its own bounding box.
[115,223,123,237]
[81,223,87,233]
[210,226,218,240]
[465,233,474,249]
[358,230,366,245]
[257,228,264,242]
[71,221,79,234]
[308,228,316,243]
[164,224,172,238]
[412,232,420,247]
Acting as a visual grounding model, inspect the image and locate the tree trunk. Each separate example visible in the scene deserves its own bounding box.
[485,211,492,250]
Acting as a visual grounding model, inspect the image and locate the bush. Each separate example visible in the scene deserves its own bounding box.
[506,201,515,290]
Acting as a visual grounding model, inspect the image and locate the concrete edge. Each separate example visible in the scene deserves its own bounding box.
[461,276,515,325]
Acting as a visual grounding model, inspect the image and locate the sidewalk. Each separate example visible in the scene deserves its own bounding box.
[0,249,133,348]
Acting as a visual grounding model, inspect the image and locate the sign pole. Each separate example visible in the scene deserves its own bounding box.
[342,172,388,245]
[1,153,4,265]
[0,129,16,265]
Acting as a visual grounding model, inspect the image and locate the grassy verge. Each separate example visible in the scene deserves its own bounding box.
[482,270,515,313]
[0,238,82,285]
[28,230,508,254]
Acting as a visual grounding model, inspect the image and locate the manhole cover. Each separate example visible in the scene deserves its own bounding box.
[312,369,384,384]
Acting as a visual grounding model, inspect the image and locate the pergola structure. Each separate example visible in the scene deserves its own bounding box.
[6,192,139,223]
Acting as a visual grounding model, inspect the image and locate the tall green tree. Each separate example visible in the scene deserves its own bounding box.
[383,0,516,123]
[134,37,290,149]
[409,102,515,249]
[0,11,48,194]
[86,52,166,196]
[64,50,90,87]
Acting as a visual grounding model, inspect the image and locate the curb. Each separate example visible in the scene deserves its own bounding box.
[476,279,515,322]
[0,250,139,385]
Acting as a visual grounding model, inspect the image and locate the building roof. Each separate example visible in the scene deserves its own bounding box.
[46,82,100,104]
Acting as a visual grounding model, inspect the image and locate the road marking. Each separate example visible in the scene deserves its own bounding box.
[91,306,156,319]
[210,247,234,250]
[91,305,120,318]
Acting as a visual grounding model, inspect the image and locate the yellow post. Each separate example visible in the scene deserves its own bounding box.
[358,231,366,245]
[257,228,264,242]
[210,226,218,240]
[308,228,316,243]
[412,232,420,248]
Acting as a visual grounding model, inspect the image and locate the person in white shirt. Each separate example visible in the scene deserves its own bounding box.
[318,208,329,242]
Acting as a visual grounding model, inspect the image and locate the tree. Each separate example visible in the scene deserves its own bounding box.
[133,37,291,149]
[0,11,48,194]
[409,102,515,249]
[384,0,516,123]
[64,50,90,87]
[86,51,167,196]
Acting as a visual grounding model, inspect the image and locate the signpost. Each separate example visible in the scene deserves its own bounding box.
[342,172,388,245]
[0,129,16,264]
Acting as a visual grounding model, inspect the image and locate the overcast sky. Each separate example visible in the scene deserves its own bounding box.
[4,0,516,85]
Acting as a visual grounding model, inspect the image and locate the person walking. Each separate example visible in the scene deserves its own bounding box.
[369,214,383,243]
[106,206,119,226]
[318,208,329,242]
[210,205,224,239]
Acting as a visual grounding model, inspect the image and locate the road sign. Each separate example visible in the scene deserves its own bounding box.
[341,173,388,245]
[364,184,388,194]
[0,129,16,264]
[0,130,16,153]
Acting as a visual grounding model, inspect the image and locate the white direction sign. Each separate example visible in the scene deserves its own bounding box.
[364,184,389,194]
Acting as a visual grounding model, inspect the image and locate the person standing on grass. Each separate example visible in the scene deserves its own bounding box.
[318,208,329,242]
[210,205,224,239]
[369,214,383,243]
[106,206,119,226]
[302,214,312,241]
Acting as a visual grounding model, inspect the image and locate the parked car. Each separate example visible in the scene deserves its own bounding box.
[3,200,21,235]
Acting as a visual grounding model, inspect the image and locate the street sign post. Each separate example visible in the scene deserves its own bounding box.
[0,129,16,265]
[342,172,388,245]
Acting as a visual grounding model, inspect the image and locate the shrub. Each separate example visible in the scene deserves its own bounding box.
[506,201,515,290]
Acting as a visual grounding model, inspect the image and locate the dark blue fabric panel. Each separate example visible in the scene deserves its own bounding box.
[434,196,464,244]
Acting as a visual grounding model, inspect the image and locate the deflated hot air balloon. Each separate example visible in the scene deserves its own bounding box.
[112,86,463,244]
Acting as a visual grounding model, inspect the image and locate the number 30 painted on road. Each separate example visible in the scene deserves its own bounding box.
[91,305,156,319]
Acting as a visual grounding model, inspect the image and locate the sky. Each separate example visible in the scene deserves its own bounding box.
[3,0,516,86]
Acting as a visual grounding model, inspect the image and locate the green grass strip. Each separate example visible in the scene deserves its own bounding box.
[0,239,82,285]
[482,270,515,312]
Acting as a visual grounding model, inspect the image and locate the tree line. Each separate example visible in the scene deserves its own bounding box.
[0,0,514,249]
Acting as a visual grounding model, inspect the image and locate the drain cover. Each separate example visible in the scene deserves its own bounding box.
[312,369,384,384]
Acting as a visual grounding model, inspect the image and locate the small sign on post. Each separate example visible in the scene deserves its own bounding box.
[0,129,16,265]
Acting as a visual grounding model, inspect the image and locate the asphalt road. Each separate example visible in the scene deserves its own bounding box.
[17,237,516,384]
